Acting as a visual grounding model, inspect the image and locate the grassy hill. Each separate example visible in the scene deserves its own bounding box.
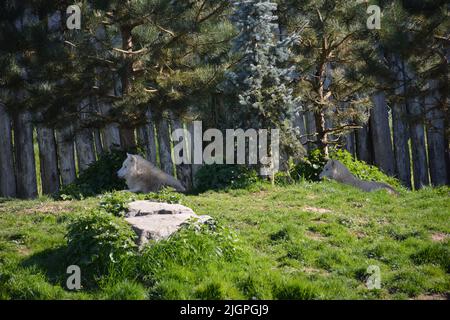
[0,182,449,300]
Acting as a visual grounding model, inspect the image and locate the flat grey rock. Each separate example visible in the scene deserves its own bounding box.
[126,200,195,217]
[125,201,214,248]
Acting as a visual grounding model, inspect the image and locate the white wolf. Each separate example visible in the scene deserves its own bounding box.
[319,159,399,195]
[117,153,186,193]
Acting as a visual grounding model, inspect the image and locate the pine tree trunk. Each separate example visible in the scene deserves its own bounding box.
[36,120,60,195]
[13,111,37,198]
[425,80,448,186]
[136,109,157,164]
[56,126,77,186]
[314,111,329,157]
[0,101,17,197]
[355,123,372,164]
[369,91,395,176]
[157,116,174,176]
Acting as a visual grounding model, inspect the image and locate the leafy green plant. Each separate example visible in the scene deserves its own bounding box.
[98,188,183,217]
[194,164,260,193]
[290,149,327,182]
[142,187,184,204]
[98,191,137,217]
[65,209,137,284]
[56,150,130,200]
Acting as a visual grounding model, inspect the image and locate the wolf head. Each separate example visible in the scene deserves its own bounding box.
[117,153,138,179]
[319,159,349,181]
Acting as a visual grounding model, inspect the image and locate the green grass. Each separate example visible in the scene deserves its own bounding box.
[0,182,449,300]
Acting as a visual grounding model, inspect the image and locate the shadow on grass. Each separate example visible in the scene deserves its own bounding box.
[21,245,69,286]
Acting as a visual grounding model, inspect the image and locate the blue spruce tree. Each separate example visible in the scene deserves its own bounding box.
[226,0,299,130]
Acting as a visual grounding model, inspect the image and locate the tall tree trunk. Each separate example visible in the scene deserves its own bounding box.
[314,111,329,157]
[56,126,77,186]
[355,122,372,164]
[369,91,395,176]
[157,116,174,176]
[0,101,17,197]
[425,80,448,186]
[390,55,412,188]
[36,117,60,195]
[13,111,37,198]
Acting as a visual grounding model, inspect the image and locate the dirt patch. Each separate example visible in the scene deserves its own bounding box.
[17,246,32,256]
[301,267,330,276]
[23,201,73,215]
[352,231,367,239]
[305,230,327,241]
[415,293,448,300]
[431,232,449,242]
[311,217,328,224]
[303,206,332,214]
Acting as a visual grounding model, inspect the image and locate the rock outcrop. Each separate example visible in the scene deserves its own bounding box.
[124,201,213,248]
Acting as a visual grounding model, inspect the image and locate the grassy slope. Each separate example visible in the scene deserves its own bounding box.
[0,182,449,300]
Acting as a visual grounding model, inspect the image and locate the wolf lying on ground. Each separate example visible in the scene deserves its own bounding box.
[319,159,399,195]
[117,153,186,193]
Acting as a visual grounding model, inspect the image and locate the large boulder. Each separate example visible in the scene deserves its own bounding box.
[124,201,213,248]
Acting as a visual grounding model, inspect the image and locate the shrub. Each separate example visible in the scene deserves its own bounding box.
[141,187,184,204]
[65,209,137,284]
[330,149,400,187]
[137,223,241,284]
[291,148,400,187]
[99,191,137,217]
[194,164,260,193]
[56,150,129,200]
[290,149,326,182]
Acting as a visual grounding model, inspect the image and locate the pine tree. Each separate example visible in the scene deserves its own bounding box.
[224,0,304,168]
[225,0,299,130]
[278,0,374,157]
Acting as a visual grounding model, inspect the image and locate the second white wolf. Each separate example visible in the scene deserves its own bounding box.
[319,159,399,195]
[117,153,186,193]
